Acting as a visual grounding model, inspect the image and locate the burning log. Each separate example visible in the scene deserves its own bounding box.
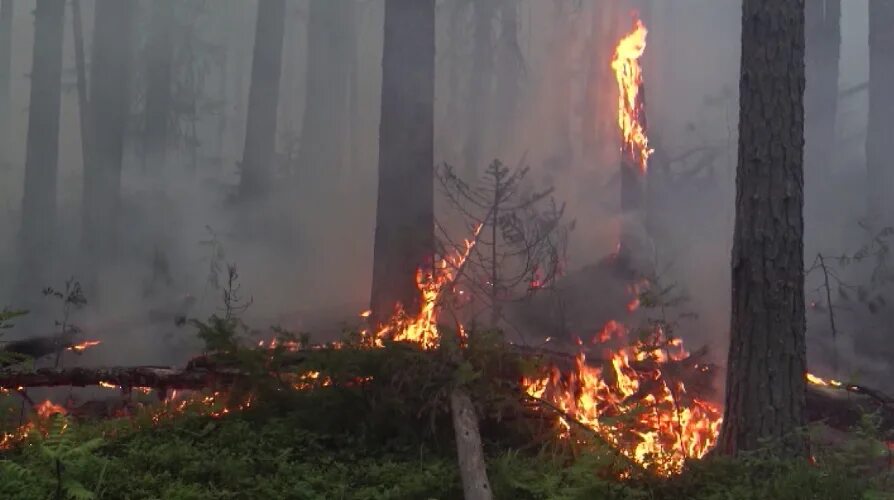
[0,366,237,392]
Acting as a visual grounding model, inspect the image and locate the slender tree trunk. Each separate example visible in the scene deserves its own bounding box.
[805,0,840,180]
[238,0,286,200]
[866,0,894,224]
[464,0,496,175]
[143,0,175,175]
[369,0,435,325]
[0,0,13,167]
[493,0,522,153]
[297,0,354,184]
[81,0,134,285]
[19,0,65,291]
[718,0,807,458]
[450,387,493,500]
[71,0,90,174]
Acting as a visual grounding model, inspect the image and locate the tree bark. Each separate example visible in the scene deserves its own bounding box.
[238,0,286,200]
[142,0,175,175]
[0,0,12,167]
[866,0,894,224]
[19,0,66,291]
[81,0,134,285]
[450,387,493,500]
[718,0,807,458]
[369,0,435,325]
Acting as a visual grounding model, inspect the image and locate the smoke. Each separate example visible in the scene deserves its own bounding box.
[0,0,884,384]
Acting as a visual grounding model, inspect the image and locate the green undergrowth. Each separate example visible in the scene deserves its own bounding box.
[0,313,891,498]
[0,401,891,500]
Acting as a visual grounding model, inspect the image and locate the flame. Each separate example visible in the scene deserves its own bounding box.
[67,340,101,352]
[806,373,843,388]
[369,224,483,350]
[34,400,67,418]
[522,322,722,476]
[612,17,652,172]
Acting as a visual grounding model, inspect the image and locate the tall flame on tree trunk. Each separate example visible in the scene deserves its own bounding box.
[612,17,652,172]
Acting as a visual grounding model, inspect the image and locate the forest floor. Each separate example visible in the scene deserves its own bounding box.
[0,395,892,500]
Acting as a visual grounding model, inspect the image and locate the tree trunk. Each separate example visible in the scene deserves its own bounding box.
[464,0,496,175]
[0,0,12,167]
[297,0,355,184]
[866,0,894,224]
[805,0,840,179]
[81,0,134,285]
[718,0,807,458]
[369,0,435,325]
[19,0,65,291]
[71,0,91,174]
[238,0,286,200]
[450,387,493,500]
[142,0,175,175]
[493,0,522,153]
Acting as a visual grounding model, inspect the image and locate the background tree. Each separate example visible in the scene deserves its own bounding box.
[804,0,840,181]
[0,0,12,168]
[81,0,135,291]
[369,0,435,325]
[296,0,355,182]
[238,0,286,200]
[142,0,175,175]
[19,0,65,293]
[866,0,894,225]
[718,0,807,457]
[463,0,496,176]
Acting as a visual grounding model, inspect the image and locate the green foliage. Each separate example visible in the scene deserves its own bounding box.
[0,308,28,331]
[1,413,107,500]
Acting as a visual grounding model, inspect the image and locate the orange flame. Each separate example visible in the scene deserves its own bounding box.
[612,17,652,172]
[522,322,722,476]
[67,340,101,352]
[370,224,483,350]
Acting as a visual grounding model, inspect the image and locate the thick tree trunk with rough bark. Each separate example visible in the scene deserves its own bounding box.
[866,0,894,224]
[238,0,286,200]
[369,0,435,325]
[718,0,807,458]
[19,0,65,290]
[0,0,12,166]
[297,0,355,183]
[81,0,134,285]
[143,0,175,175]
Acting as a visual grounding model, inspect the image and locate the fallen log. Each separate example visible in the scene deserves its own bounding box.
[0,366,238,392]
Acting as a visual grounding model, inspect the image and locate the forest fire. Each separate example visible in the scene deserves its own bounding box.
[612,17,652,172]
[67,340,101,352]
[522,322,722,476]
[369,224,482,349]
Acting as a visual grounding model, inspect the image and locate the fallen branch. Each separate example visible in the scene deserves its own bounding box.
[0,366,237,392]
